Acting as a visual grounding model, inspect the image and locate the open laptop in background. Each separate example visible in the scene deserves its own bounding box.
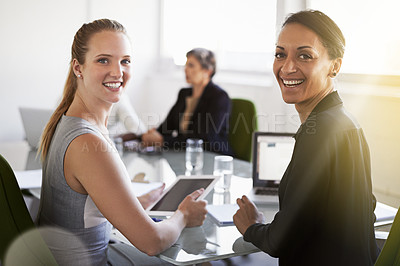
[19,107,53,150]
[247,132,295,204]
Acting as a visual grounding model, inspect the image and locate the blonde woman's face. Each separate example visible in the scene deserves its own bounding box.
[79,31,132,105]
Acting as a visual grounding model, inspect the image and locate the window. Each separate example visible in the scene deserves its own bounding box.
[307,0,400,76]
[161,0,277,72]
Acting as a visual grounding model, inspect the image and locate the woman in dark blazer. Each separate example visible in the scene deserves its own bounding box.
[142,48,233,155]
[233,10,379,266]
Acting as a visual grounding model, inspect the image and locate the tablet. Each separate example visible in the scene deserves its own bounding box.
[146,175,220,216]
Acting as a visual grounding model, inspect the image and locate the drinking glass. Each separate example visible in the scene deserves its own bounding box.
[185,138,204,173]
[213,155,233,192]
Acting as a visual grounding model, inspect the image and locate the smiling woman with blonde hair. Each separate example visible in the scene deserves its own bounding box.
[38,19,207,265]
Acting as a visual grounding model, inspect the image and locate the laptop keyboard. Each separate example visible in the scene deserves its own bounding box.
[255,188,278,196]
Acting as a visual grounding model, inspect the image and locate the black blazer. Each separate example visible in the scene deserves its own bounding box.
[243,92,379,265]
[157,81,233,155]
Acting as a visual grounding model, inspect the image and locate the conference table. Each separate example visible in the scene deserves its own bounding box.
[0,141,278,265]
[117,148,281,265]
[1,141,394,265]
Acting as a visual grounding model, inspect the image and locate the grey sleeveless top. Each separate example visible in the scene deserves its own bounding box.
[38,115,112,266]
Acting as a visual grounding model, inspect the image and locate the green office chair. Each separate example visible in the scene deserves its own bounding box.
[229,98,258,162]
[375,208,400,265]
[0,154,57,265]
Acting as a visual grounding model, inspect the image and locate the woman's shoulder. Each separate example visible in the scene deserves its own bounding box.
[55,115,102,145]
[177,87,192,98]
[68,131,108,154]
[205,82,230,99]
[64,124,117,170]
[296,106,362,146]
[60,115,99,133]
[208,81,226,92]
[316,104,361,133]
[60,114,93,127]
[308,92,361,134]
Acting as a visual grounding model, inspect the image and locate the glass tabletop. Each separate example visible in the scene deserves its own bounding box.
[0,141,276,265]
[1,141,395,265]
[116,149,278,265]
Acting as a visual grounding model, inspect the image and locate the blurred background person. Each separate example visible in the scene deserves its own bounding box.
[142,48,233,155]
[108,93,147,141]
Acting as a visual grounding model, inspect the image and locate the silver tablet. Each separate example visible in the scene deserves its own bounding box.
[146,175,220,217]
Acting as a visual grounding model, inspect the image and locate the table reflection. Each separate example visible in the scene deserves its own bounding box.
[0,141,268,265]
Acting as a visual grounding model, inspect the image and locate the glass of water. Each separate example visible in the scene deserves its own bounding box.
[213,155,233,192]
[185,138,204,174]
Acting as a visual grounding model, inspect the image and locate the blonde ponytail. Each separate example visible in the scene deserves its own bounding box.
[38,68,77,160]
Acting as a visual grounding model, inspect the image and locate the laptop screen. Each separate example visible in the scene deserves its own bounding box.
[252,132,295,187]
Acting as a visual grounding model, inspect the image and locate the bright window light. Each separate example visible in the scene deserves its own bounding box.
[162,0,277,72]
[308,0,400,76]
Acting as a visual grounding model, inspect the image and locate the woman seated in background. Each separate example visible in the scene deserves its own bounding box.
[38,18,207,265]
[141,48,234,155]
[233,10,379,266]
[107,93,147,141]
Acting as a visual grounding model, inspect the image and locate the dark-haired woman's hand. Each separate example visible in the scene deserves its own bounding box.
[233,195,265,235]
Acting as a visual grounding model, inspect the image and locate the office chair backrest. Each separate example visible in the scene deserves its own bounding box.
[0,154,57,265]
[375,207,400,266]
[229,98,258,162]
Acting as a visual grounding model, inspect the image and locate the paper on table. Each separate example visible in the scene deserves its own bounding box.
[125,157,176,187]
[14,166,163,195]
[14,169,42,189]
[207,204,239,226]
[131,181,164,197]
[375,202,398,222]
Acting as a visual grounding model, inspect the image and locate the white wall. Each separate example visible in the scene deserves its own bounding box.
[1,0,399,207]
[0,0,85,141]
[0,0,160,141]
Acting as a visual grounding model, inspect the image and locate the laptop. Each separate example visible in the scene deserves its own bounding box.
[247,132,295,204]
[19,107,53,149]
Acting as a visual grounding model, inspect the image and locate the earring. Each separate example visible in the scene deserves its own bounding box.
[77,74,82,78]
[332,72,337,77]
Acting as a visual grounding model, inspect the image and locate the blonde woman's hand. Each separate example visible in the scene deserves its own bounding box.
[177,188,208,227]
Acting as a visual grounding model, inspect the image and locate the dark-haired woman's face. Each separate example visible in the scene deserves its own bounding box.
[273,23,335,107]
[184,55,210,86]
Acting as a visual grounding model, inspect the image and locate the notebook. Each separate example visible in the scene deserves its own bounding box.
[206,204,239,226]
[247,132,295,204]
[374,202,398,227]
[19,107,53,149]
